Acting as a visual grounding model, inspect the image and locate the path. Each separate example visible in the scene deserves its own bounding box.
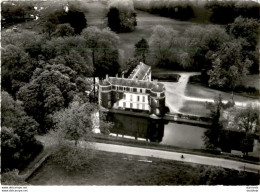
[81,141,259,174]
[161,72,200,113]
[36,135,259,173]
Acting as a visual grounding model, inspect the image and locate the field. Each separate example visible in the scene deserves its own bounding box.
[241,75,260,90]
[28,150,258,185]
[179,100,210,116]
[185,83,259,103]
[2,1,215,60]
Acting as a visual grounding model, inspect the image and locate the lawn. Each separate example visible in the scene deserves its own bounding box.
[117,10,213,59]
[179,100,211,116]
[185,83,259,103]
[28,149,258,185]
[241,75,260,90]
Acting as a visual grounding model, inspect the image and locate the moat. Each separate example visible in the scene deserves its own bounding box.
[107,113,259,157]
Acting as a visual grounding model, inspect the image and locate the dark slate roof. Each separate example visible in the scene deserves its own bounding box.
[108,77,164,92]
[99,80,111,86]
[128,62,150,80]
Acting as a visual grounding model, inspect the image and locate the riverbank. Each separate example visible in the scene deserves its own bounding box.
[93,134,259,165]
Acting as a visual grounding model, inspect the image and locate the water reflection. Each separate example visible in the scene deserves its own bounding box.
[107,113,165,142]
[107,113,207,149]
[107,113,259,157]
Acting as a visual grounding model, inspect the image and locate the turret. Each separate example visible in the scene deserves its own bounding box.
[99,78,112,109]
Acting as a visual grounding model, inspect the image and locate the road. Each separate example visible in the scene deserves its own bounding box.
[36,135,259,173]
[80,141,260,174]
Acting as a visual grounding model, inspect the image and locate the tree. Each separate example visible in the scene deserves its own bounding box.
[183,25,230,78]
[223,105,259,156]
[148,25,180,68]
[207,39,252,90]
[107,0,137,32]
[229,105,259,134]
[44,6,87,37]
[50,100,112,171]
[52,100,96,147]
[227,17,259,73]
[2,44,36,97]
[2,91,41,172]
[134,38,149,63]
[81,27,120,100]
[53,23,75,37]
[202,95,224,150]
[17,67,78,133]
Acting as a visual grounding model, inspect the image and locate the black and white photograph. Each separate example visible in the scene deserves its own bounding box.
[1,0,259,191]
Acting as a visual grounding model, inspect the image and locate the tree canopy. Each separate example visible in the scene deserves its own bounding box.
[107,0,137,32]
[2,91,42,172]
[134,38,149,63]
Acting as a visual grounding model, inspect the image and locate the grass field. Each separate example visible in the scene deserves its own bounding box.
[185,83,259,103]
[117,10,213,59]
[28,150,258,185]
[241,75,260,90]
[179,100,210,116]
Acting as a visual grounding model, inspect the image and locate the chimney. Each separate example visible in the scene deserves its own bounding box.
[116,74,118,78]
[106,74,108,80]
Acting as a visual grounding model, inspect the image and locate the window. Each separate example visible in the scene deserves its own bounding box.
[130,103,133,108]
[123,94,126,100]
[130,95,132,101]
[137,104,139,109]
[142,104,145,110]
[137,96,139,102]
[123,102,126,108]
[143,96,145,102]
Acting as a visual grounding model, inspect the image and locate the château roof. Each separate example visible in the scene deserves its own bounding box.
[128,62,151,80]
[108,77,164,92]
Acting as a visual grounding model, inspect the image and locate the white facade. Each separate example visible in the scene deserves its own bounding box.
[113,92,150,111]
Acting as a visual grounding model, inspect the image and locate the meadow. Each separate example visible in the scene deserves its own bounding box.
[28,149,258,185]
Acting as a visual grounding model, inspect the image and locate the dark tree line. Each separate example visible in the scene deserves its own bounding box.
[1,2,35,27]
[206,0,260,24]
[107,0,137,33]
[133,0,259,24]
[44,6,87,38]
